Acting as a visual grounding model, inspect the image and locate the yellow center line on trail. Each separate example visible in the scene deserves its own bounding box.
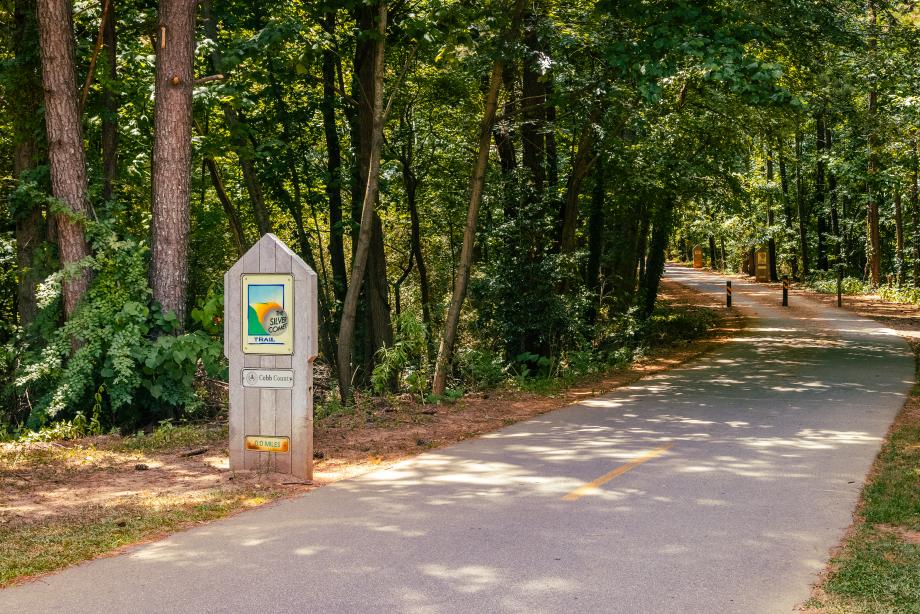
[562,443,674,502]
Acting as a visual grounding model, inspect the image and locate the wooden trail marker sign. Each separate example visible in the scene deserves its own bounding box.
[755,247,770,283]
[224,234,317,480]
[692,245,704,268]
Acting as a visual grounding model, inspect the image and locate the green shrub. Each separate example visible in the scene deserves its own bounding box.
[11,222,225,431]
[371,310,430,397]
[454,347,507,390]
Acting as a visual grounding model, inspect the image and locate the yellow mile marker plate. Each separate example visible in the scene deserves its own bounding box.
[245,435,290,453]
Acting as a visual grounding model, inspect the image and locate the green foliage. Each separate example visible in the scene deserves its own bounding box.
[454,348,506,391]
[117,420,227,452]
[371,311,430,397]
[10,224,225,431]
[804,273,869,296]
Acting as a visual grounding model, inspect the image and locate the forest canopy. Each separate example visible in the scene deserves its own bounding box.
[1,0,918,433]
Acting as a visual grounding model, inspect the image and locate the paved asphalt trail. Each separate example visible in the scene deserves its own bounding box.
[3,266,914,613]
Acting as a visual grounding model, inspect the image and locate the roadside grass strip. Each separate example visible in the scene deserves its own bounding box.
[808,395,920,613]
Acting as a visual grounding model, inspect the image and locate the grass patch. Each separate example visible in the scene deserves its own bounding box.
[811,395,920,613]
[116,421,227,453]
[0,489,280,587]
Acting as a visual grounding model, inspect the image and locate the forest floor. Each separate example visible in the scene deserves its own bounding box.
[0,278,743,588]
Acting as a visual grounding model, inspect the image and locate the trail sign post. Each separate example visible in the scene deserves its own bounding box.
[692,245,704,268]
[224,234,317,481]
[755,247,770,283]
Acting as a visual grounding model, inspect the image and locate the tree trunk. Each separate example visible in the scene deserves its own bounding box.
[432,0,527,396]
[778,143,799,279]
[912,141,920,286]
[586,158,605,299]
[636,204,650,287]
[150,0,195,325]
[815,114,828,271]
[13,0,45,326]
[205,157,248,256]
[400,122,432,328]
[322,10,348,309]
[201,1,272,237]
[101,0,118,201]
[336,2,386,402]
[37,0,92,319]
[895,186,904,284]
[559,116,596,253]
[520,10,545,195]
[866,0,881,287]
[639,198,675,318]
[766,148,778,280]
[795,130,809,277]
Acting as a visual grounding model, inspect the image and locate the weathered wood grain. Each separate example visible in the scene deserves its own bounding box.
[224,233,315,479]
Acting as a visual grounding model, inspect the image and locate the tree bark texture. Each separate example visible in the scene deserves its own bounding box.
[205,157,248,256]
[559,116,596,253]
[350,1,393,378]
[912,142,920,286]
[13,0,45,326]
[894,186,904,284]
[150,0,195,325]
[778,144,799,279]
[101,0,118,201]
[521,10,546,195]
[432,0,527,396]
[766,149,778,281]
[795,130,809,277]
[337,2,387,402]
[322,11,348,309]
[866,0,881,286]
[37,0,92,319]
[815,114,828,271]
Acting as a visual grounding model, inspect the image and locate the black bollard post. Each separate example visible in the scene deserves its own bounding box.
[837,267,843,308]
[726,280,732,308]
[782,276,789,307]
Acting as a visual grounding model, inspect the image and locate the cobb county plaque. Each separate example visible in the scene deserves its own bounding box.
[242,368,295,388]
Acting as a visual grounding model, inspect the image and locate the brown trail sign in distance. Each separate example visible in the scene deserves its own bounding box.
[692,245,704,268]
[224,234,317,480]
[755,247,770,283]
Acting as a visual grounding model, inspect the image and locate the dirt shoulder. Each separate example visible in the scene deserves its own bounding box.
[0,278,742,587]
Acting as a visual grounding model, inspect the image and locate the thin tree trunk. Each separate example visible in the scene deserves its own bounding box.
[636,204,650,286]
[867,0,881,286]
[559,116,596,253]
[399,120,431,328]
[205,157,248,256]
[895,185,904,284]
[37,0,91,319]
[13,0,45,326]
[336,2,386,402]
[101,0,118,201]
[815,114,828,271]
[912,141,920,286]
[778,142,799,279]
[586,157,605,308]
[322,10,348,309]
[150,0,195,325]
[520,9,545,195]
[201,1,272,237]
[795,130,809,277]
[639,198,675,318]
[432,0,527,396]
[767,147,778,281]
